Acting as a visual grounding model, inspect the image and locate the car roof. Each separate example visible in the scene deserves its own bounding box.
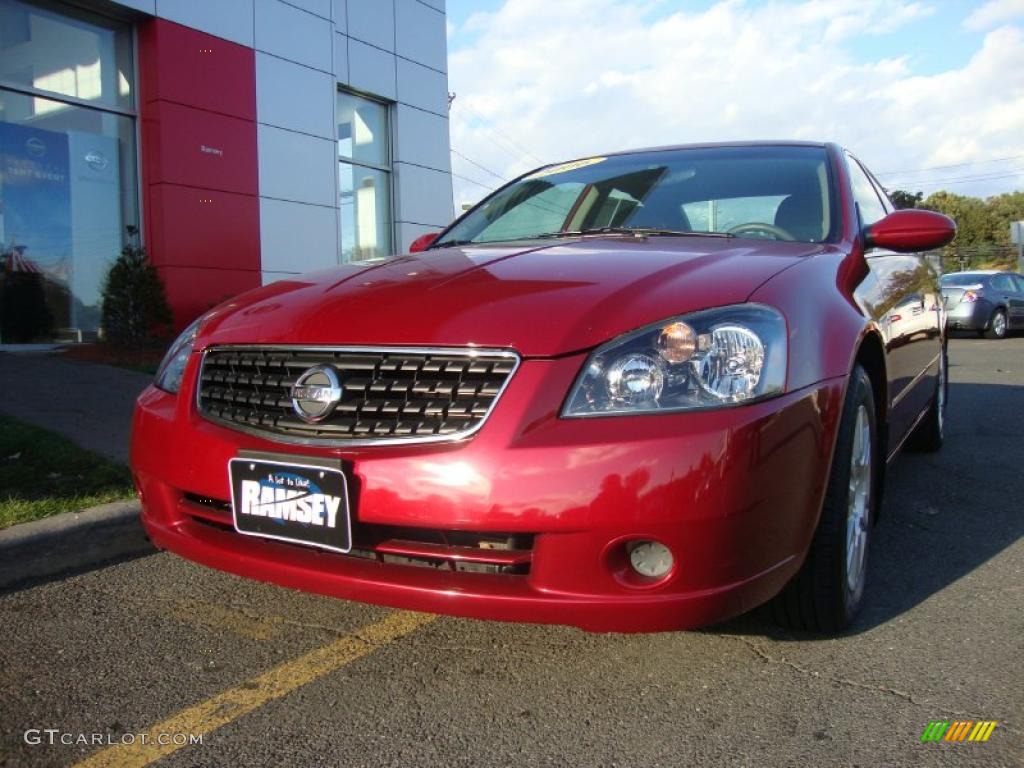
[578,140,831,160]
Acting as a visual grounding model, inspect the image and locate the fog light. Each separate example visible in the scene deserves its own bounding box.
[628,540,673,579]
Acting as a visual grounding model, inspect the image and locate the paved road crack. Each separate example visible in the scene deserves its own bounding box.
[725,635,1021,736]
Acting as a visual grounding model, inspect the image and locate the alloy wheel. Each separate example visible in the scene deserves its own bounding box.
[993,311,1007,337]
[845,404,872,600]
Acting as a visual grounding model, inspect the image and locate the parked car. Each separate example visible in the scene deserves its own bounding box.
[940,270,1024,338]
[132,142,955,634]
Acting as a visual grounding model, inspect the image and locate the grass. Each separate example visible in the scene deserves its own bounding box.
[0,415,136,530]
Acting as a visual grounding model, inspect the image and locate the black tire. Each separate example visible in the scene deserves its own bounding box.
[769,365,877,634]
[908,345,947,453]
[984,308,1008,339]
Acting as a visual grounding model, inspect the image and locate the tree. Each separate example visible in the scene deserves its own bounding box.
[917,190,1020,270]
[919,191,998,246]
[100,225,173,347]
[984,191,1024,246]
[889,189,923,209]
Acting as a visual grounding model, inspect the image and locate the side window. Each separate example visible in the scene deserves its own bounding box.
[846,155,887,227]
[1011,275,1024,293]
[990,274,1015,293]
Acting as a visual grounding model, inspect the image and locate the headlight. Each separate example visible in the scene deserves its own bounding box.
[562,304,787,416]
[154,317,203,394]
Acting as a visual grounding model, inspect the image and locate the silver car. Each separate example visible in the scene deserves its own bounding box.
[941,270,1024,339]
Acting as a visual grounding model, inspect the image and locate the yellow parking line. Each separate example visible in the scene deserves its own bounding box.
[73,610,436,768]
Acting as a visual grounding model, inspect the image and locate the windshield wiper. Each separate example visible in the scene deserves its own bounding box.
[436,228,735,249]
[534,227,735,239]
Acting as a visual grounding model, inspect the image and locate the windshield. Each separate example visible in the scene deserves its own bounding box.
[940,273,988,286]
[436,145,836,247]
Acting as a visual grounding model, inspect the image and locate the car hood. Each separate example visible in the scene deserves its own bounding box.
[200,237,825,357]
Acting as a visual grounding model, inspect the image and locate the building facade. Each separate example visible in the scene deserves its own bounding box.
[0,0,453,340]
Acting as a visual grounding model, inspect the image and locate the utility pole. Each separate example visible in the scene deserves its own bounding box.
[1013,222,1024,273]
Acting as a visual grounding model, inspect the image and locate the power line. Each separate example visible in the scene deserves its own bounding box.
[887,170,1024,188]
[468,123,537,169]
[462,103,545,164]
[451,170,498,192]
[456,102,545,166]
[876,154,1024,177]
[450,149,508,183]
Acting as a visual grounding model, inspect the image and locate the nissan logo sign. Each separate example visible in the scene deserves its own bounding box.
[84,150,108,171]
[290,365,343,423]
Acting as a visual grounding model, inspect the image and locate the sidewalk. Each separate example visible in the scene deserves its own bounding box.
[0,349,152,464]
[0,350,155,589]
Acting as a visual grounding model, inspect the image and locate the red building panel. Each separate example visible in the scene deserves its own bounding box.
[146,184,260,272]
[137,20,256,121]
[140,100,257,195]
[137,18,260,329]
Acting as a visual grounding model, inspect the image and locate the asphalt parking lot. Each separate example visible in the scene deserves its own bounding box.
[1,337,1021,768]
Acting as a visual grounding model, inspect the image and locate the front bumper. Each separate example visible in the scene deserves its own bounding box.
[132,352,844,633]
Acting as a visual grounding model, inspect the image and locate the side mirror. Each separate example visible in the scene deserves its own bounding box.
[864,209,956,253]
[409,232,440,253]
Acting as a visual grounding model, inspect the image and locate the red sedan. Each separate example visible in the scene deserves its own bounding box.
[132,142,955,633]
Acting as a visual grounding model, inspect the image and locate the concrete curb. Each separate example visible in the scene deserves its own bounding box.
[0,500,155,591]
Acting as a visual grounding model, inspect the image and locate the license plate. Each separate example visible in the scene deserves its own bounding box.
[228,457,352,553]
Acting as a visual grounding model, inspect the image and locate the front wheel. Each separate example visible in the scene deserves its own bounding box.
[769,365,877,633]
[985,309,1008,339]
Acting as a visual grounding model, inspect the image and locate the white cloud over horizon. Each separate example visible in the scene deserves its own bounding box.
[965,0,1024,30]
[446,0,1024,208]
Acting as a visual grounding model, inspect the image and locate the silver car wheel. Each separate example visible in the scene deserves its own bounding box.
[992,311,1007,337]
[845,404,871,599]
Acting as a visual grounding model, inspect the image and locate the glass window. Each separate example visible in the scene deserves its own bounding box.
[339,163,391,263]
[337,91,392,262]
[0,0,134,110]
[990,273,1015,292]
[437,145,836,247]
[475,183,583,242]
[847,156,887,227]
[0,1,136,343]
[682,195,789,234]
[940,273,986,286]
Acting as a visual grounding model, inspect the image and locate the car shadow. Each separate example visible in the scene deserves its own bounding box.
[706,380,1024,639]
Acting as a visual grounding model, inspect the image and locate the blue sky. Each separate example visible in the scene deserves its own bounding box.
[444,0,1024,205]
[846,1,980,74]
[448,0,985,74]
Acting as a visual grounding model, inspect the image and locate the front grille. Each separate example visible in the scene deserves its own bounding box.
[197,346,518,444]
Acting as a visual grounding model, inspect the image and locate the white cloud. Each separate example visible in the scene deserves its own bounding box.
[447,0,1024,207]
[965,0,1024,30]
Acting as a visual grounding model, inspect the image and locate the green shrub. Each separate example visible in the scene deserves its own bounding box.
[100,225,173,347]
